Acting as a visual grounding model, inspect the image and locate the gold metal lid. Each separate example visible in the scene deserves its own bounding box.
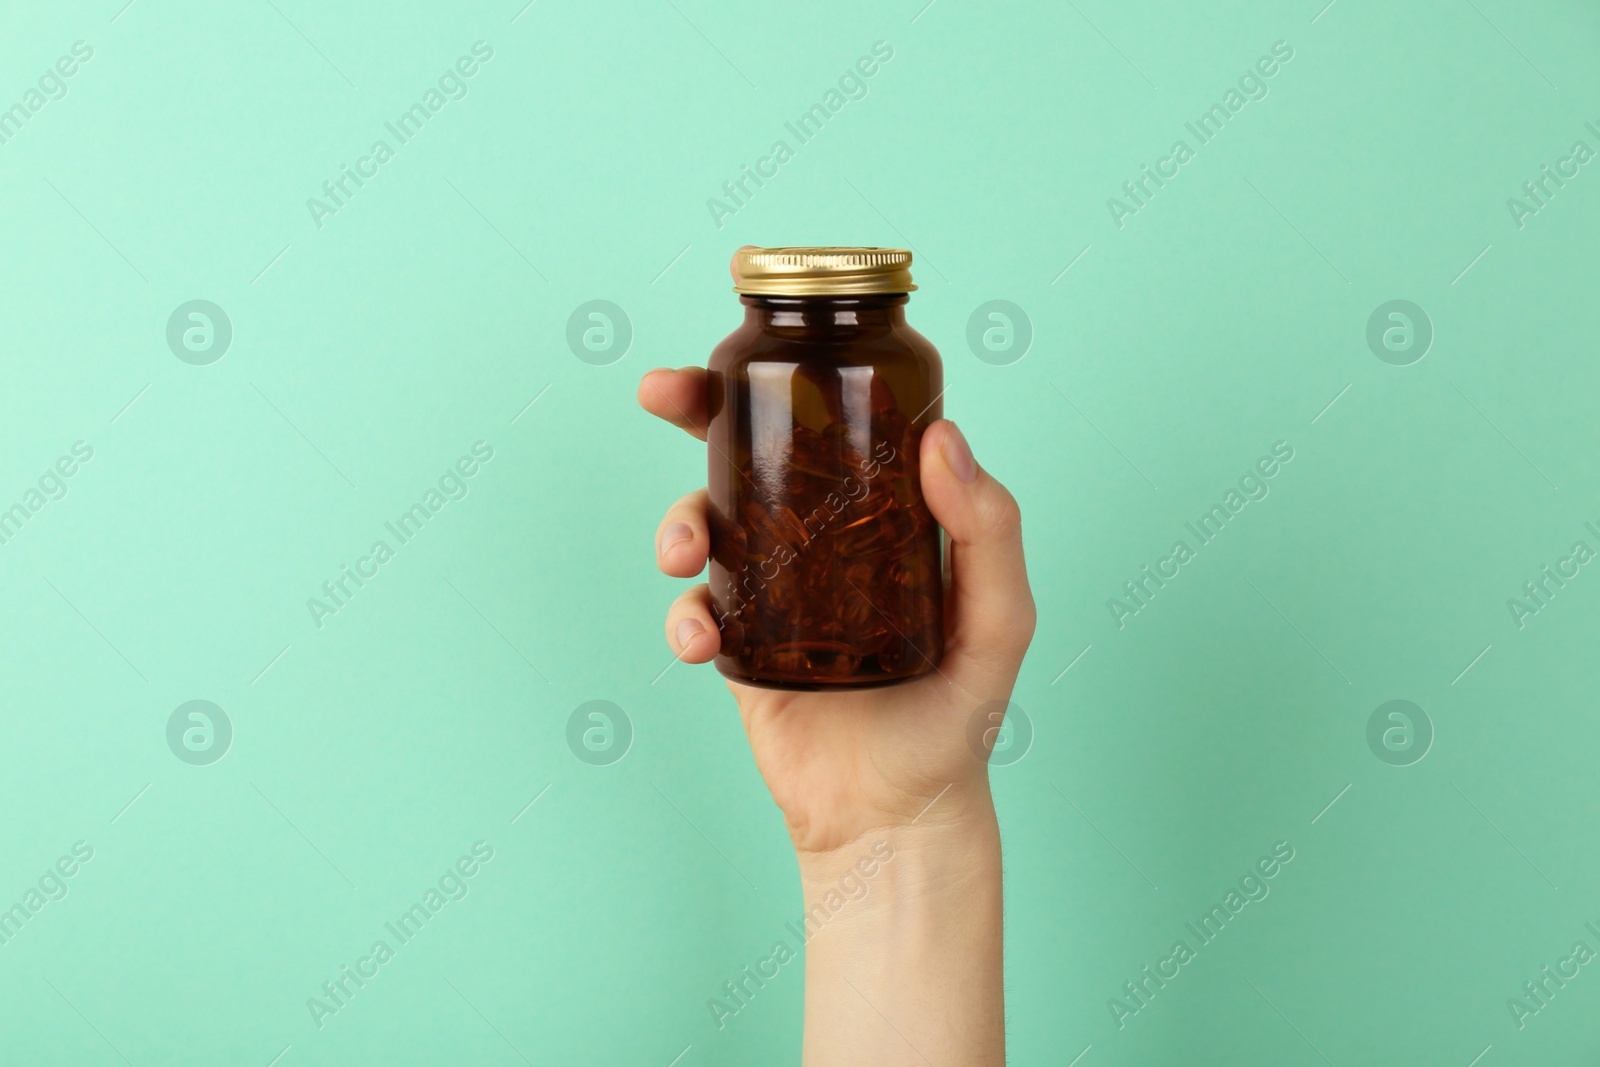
[732,246,916,296]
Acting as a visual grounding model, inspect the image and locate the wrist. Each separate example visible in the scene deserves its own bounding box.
[796,788,998,905]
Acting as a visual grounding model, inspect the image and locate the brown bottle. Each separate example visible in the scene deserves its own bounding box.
[707,247,943,690]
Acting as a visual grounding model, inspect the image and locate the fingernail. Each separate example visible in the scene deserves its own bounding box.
[660,522,693,553]
[943,422,978,484]
[677,618,704,652]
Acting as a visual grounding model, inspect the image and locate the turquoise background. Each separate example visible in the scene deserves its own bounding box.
[2,0,1598,1063]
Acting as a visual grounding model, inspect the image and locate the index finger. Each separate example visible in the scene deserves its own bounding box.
[638,366,709,441]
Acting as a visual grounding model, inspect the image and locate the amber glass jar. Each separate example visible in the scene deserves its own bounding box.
[706,247,943,690]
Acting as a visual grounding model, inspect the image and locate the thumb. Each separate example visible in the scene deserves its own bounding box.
[919,420,1037,679]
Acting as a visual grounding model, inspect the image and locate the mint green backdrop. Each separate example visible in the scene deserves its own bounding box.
[3,0,1598,1063]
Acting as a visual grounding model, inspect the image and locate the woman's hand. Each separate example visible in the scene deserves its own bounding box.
[638,367,1036,858]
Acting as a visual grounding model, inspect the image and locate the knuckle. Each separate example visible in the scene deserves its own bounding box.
[979,486,1024,539]
[994,593,1037,652]
[1014,595,1038,645]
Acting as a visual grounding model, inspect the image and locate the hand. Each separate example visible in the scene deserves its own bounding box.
[637,369,1037,857]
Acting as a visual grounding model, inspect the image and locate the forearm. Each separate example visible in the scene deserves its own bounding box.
[797,797,1005,1066]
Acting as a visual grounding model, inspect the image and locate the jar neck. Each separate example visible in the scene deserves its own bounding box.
[740,293,909,330]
